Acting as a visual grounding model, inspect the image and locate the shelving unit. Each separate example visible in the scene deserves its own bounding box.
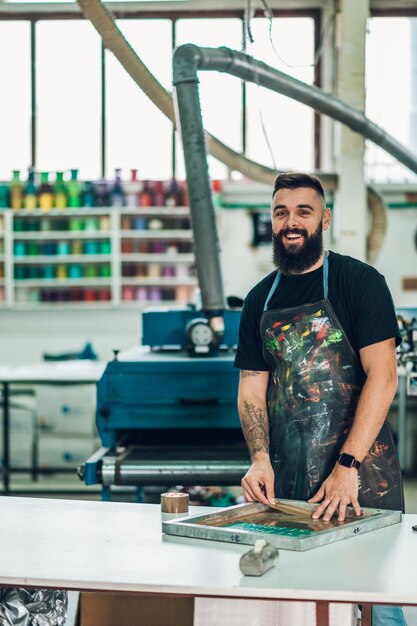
[0,207,197,308]
[0,212,5,304]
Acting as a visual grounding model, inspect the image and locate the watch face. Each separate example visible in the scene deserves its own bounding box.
[338,453,359,469]
[339,453,353,467]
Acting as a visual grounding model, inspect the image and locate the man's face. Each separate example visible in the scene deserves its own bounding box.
[271,187,331,275]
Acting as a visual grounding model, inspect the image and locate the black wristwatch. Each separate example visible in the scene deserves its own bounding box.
[337,452,361,470]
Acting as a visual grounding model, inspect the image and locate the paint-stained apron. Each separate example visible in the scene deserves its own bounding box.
[261,253,403,511]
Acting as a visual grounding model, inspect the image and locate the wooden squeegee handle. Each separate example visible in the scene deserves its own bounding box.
[269,501,313,517]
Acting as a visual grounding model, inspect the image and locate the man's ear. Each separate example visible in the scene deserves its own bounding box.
[322,207,331,231]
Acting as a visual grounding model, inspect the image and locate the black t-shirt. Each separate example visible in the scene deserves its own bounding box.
[234,251,401,371]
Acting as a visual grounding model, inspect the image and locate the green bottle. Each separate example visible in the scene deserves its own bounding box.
[0,184,10,209]
[23,169,37,210]
[67,169,81,208]
[54,172,67,209]
[10,170,23,210]
[38,172,54,211]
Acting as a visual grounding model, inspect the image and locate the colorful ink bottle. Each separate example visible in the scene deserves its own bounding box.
[95,178,111,207]
[38,172,54,211]
[54,172,68,209]
[111,168,125,208]
[0,184,9,209]
[10,170,23,210]
[82,181,96,208]
[165,178,181,207]
[125,169,142,208]
[139,180,154,207]
[153,180,165,207]
[23,169,37,210]
[67,169,81,208]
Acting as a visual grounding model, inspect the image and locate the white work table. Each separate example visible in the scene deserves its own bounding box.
[0,497,416,626]
[0,361,106,384]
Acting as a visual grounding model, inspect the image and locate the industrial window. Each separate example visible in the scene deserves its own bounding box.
[36,20,102,180]
[105,19,173,180]
[0,11,319,182]
[0,21,31,179]
[365,17,417,183]
[245,17,315,173]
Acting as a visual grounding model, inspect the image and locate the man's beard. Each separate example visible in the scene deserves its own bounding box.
[272,223,323,275]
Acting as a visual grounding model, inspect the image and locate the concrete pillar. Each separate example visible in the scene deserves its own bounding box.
[410,20,417,151]
[332,0,369,261]
[318,0,337,174]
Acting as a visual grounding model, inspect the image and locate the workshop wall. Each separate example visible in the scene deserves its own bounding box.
[375,208,417,307]
[1,208,416,364]
[220,206,417,307]
[0,308,140,364]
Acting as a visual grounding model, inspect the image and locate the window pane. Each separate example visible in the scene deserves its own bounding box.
[365,17,415,182]
[36,21,101,180]
[175,18,243,180]
[0,22,31,180]
[245,17,315,172]
[106,19,172,181]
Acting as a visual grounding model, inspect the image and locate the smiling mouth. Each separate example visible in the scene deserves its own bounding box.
[284,233,304,242]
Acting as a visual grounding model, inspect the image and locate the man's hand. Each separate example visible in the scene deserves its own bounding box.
[307,464,362,521]
[241,454,275,506]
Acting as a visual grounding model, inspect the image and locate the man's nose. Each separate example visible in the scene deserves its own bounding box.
[285,212,299,228]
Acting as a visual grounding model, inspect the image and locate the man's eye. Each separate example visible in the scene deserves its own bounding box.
[274,211,286,218]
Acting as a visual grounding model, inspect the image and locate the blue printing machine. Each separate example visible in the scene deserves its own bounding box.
[82,306,417,497]
[82,307,250,495]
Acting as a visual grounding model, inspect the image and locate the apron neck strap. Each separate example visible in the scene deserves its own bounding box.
[263,250,329,312]
[323,249,329,299]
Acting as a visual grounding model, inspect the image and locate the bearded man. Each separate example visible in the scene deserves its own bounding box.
[234,172,406,624]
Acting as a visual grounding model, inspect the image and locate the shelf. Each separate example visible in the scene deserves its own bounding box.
[120,300,189,307]
[7,301,179,310]
[14,278,112,287]
[120,230,192,239]
[0,208,196,307]
[11,206,189,217]
[9,301,114,310]
[121,277,197,286]
[120,207,190,216]
[120,253,194,263]
[12,208,115,217]
[13,254,112,264]
[13,231,111,240]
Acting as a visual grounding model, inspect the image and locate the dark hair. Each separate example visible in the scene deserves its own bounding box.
[272,172,325,202]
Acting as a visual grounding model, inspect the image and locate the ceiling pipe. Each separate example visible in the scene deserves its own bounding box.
[76,0,336,187]
[76,0,407,263]
[174,44,417,177]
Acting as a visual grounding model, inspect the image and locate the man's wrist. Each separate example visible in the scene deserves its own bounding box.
[251,450,270,463]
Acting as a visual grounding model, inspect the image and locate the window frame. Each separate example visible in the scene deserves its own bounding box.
[0,7,322,177]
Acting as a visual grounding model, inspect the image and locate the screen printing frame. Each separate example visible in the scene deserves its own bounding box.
[162,500,402,551]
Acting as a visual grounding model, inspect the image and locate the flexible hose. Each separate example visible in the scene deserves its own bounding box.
[76,0,387,261]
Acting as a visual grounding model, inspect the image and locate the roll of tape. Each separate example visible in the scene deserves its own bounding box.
[160,492,189,514]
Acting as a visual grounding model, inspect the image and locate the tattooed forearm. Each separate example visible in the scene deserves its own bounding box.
[240,370,262,378]
[240,400,269,459]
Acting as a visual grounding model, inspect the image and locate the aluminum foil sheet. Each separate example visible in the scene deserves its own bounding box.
[0,589,67,626]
